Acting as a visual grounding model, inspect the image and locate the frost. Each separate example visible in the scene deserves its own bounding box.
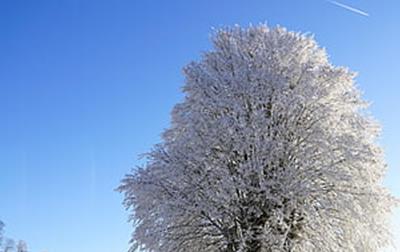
[119,25,397,252]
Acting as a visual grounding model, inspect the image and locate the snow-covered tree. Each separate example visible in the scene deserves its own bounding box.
[119,25,397,252]
[0,221,4,247]
[16,241,27,252]
[3,239,15,252]
[0,223,28,252]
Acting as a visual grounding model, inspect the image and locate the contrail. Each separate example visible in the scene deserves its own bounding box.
[327,0,369,17]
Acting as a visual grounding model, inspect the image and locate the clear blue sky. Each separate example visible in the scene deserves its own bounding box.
[0,1,399,251]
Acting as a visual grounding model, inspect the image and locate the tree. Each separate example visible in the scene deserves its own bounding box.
[0,221,4,247]
[16,241,27,252]
[3,239,15,252]
[0,223,28,252]
[119,25,397,252]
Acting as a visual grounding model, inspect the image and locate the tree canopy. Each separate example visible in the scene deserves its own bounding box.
[119,25,397,252]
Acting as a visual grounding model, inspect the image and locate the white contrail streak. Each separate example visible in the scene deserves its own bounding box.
[327,0,369,17]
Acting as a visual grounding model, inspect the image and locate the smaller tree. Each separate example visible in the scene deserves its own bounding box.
[0,221,4,247]
[0,223,28,252]
[3,239,15,252]
[16,241,27,252]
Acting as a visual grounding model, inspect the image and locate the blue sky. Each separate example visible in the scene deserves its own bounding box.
[0,0,399,251]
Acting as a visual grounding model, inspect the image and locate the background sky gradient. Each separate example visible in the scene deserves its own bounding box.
[0,1,399,251]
